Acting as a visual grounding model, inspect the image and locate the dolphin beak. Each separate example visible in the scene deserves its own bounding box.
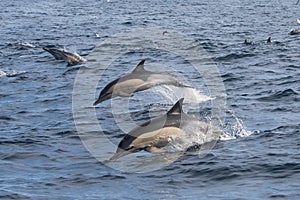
[109,150,132,161]
[93,98,103,106]
[93,93,111,106]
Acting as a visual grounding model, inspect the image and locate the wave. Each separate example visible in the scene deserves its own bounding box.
[257,89,299,101]
[0,190,31,200]
[222,109,254,140]
[215,53,256,62]
[221,73,244,82]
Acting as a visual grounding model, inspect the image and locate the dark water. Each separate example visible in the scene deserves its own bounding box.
[1,0,300,199]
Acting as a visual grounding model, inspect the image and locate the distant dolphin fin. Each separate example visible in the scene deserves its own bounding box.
[132,60,146,73]
[167,98,184,115]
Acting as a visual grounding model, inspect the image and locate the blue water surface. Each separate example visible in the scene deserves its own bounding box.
[0,0,299,199]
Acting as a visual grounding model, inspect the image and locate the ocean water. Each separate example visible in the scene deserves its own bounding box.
[1,0,299,199]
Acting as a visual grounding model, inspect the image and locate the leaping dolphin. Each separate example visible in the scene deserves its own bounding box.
[93,60,190,105]
[43,47,87,66]
[109,98,221,161]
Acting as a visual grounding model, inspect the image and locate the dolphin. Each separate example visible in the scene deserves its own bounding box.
[93,60,190,105]
[109,98,221,161]
[15,42,36,48]
[289,28,300,35]
[43,47,87,66]
[244,39,253,45]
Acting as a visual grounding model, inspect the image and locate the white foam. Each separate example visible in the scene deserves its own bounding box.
[0,71,6,77]
[16,42,36,48]
[221,109,254,141]
[155,85,213,104]
[0,70,26,77]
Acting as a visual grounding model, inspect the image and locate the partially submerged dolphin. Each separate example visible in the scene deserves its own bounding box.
[244,39,253,45]
[289,28,300,35]
[43,47,87,66]
[109,98,221,161]
[93,60,190,105]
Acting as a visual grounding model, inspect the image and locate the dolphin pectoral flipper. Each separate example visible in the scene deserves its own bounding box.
[136,83,156,91]
[118,91,133,97]
[145,146,166,153]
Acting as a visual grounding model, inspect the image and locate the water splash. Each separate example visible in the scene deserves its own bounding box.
[153,85,253,145]
[0,70,26,77]
[15,42,36,48]
[222,109,253,140]
[155,85,213,104]
[169,120,220,152]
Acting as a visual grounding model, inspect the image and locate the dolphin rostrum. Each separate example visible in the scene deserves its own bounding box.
[43,47,87,66]
[93,60,190,105]
[109,98,221,161]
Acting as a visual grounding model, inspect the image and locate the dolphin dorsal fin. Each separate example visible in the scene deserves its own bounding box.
[132,60,146,72]
[167,98,184,115]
